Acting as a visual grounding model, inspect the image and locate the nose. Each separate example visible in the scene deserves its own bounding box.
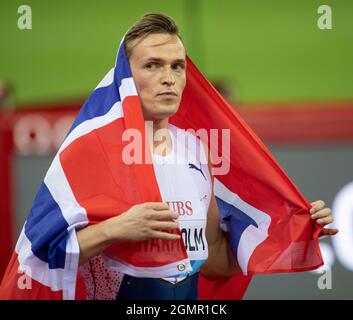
[161,66,175,86]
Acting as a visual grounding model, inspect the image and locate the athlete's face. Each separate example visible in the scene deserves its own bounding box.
[128,33,186,121]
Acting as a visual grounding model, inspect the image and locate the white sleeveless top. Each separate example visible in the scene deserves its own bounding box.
[152,124,212,284]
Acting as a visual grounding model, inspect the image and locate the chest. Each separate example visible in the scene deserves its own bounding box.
[153,160,212,260]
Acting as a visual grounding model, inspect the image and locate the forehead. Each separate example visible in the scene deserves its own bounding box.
[130,33,186,61]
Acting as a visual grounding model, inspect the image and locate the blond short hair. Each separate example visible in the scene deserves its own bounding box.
[124,13,182,59]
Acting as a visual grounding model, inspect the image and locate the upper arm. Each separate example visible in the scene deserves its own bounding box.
[200,141,241,277]
[205,191,223,246]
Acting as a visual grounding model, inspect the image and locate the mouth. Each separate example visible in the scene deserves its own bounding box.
[157,92,178,97]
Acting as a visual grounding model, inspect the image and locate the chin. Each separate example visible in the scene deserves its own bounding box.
[150,103,180,120]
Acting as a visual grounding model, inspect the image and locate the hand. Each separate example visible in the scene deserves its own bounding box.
[310,200,339,237]
[77,202,181,265]
[104,202,181,242]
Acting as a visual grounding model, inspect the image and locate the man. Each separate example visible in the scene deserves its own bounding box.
[0,12,338,301]
[75,13,338,300]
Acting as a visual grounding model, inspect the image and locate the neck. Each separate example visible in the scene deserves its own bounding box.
[146,118,172,156]
[152,118,169,133]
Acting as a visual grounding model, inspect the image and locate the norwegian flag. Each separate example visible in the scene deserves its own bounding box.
[0,40,323,300]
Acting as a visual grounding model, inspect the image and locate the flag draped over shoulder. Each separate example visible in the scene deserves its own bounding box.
[0,39,323,300]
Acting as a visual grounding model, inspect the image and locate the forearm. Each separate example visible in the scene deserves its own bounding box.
[76,219,115,266]
[201,232,240,280]
[76,202,180,266]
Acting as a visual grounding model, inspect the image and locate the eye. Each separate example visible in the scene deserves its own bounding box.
[144,62,159,70]
[172,63,185,71]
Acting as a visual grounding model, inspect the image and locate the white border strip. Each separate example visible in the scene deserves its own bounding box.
[60,76,137,153]
[59,101,123,152]
[119,77,137,103]
[44,156,88,226]
[95,68,114,90]
[214,178,271,274]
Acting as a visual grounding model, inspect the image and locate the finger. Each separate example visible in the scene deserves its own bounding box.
[310,200,325,213]
[319,228,339,237]
[311,208,332,219]
[150,230,181,240]
[144,202,170,210]
[151,210,179,220]
[150,221,179,230]
[316,216,334,225]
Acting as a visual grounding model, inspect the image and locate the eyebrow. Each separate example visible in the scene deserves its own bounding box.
[143,57,186,64]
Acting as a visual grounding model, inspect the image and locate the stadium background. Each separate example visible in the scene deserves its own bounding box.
[1,0,352,299]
